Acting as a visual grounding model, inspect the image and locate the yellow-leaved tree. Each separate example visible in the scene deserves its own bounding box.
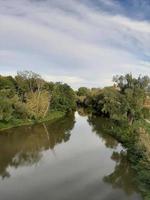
[26,91,50,119]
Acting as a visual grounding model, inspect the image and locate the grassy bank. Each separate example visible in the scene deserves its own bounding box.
[105,119,150,200]
[0,111,65,131]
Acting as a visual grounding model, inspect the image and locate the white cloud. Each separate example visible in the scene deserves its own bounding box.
[0,0,150,88]
[112,15,150,33]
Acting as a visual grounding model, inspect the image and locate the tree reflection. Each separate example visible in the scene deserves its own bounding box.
[103,151,139,195]
[88,114,140,196]
[88,115,118,149]
[0,113,75,179]
[77,107,90,117]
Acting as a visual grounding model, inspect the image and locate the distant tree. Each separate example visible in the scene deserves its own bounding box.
[113,74,150,93]
[51,83,76,112]
[14,71,52,119]
[83,74,150,125]
[43,81,55,92]
[15,71,45,102]
[101,87,127,121]
[112,74,150,124]
[0,75,16,92]
[77,87,89,96]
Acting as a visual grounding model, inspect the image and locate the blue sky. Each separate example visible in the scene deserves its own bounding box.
[0,0,150,88]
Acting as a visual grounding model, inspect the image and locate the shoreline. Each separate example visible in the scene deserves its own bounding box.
[106,119,150,200]
[0,111,65,131]
[87,111,150,200]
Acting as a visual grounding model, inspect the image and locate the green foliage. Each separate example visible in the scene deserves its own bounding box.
[78,74,150,125]
[142,107,150,119]
[113,74,150,91]
[43,81,55,92]
[15,71,45,102]
[0,71,76,129]
[0,90,13,121]
[76,87,90,96]
[101,87,127,121]
[13,100,30,119]
[51,83,76,112]
[0,75,16,91]
[89,115,150,199]
[113,74,150,124]
[0,89,30,122]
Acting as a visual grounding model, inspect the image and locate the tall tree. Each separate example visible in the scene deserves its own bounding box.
[113,74,150,124]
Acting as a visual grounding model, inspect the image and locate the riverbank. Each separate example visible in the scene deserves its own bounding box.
[105,119,150,200]
[0,111,65,131]
[87,111,150,199]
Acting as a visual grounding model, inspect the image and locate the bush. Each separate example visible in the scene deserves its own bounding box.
[51,83,76,112]
[142,107,150,119]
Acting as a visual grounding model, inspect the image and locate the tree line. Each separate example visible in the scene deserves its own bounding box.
[76,74,150,125]
[0,71,76,125]
[1,72,150,127]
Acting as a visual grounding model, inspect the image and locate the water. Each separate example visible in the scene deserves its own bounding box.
[0,112,142,200]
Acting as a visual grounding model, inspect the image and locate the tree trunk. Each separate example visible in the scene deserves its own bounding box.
[43,94,51,118]
[127,112,133,125]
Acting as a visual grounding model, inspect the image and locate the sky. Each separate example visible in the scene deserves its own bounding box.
[0,0,150,89]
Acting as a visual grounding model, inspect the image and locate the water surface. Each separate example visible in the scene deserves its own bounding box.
[0,112,142,200]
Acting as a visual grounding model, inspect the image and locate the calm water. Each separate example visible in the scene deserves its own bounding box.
[0,112,142,200]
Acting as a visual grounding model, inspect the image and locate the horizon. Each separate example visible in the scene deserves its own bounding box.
[1,70,147,90]
[0,70,113,90]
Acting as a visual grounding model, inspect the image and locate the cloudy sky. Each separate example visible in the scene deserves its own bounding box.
[0,0,150,88]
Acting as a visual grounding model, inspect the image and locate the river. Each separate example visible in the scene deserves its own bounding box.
[0,112,142,200]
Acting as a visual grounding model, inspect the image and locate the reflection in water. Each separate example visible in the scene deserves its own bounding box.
[0,113,75,179]
[77,107,90,117]
[0,112,142,200]
[88,115,118,149]
[87,115,141,197]
[103,151,139,195]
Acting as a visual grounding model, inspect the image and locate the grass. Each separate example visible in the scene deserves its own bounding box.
[0,111,65,131]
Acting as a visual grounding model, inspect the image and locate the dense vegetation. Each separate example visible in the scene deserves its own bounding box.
[77,74,150,200]
[77,74,150,124]
[0,71,76,130]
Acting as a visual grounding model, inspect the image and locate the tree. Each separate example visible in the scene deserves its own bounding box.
[113,74,150,93]
[26,91,50,119]
[0,71,77,126]
[51,83,76,112]
[0,76,17,97]
[101,87,127,121]
[76,87,90,96]
[15,71,45,102]
[0,89,30,121]
[113,74,150,124]
[83,74,150,125]
[0,90,13,121]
